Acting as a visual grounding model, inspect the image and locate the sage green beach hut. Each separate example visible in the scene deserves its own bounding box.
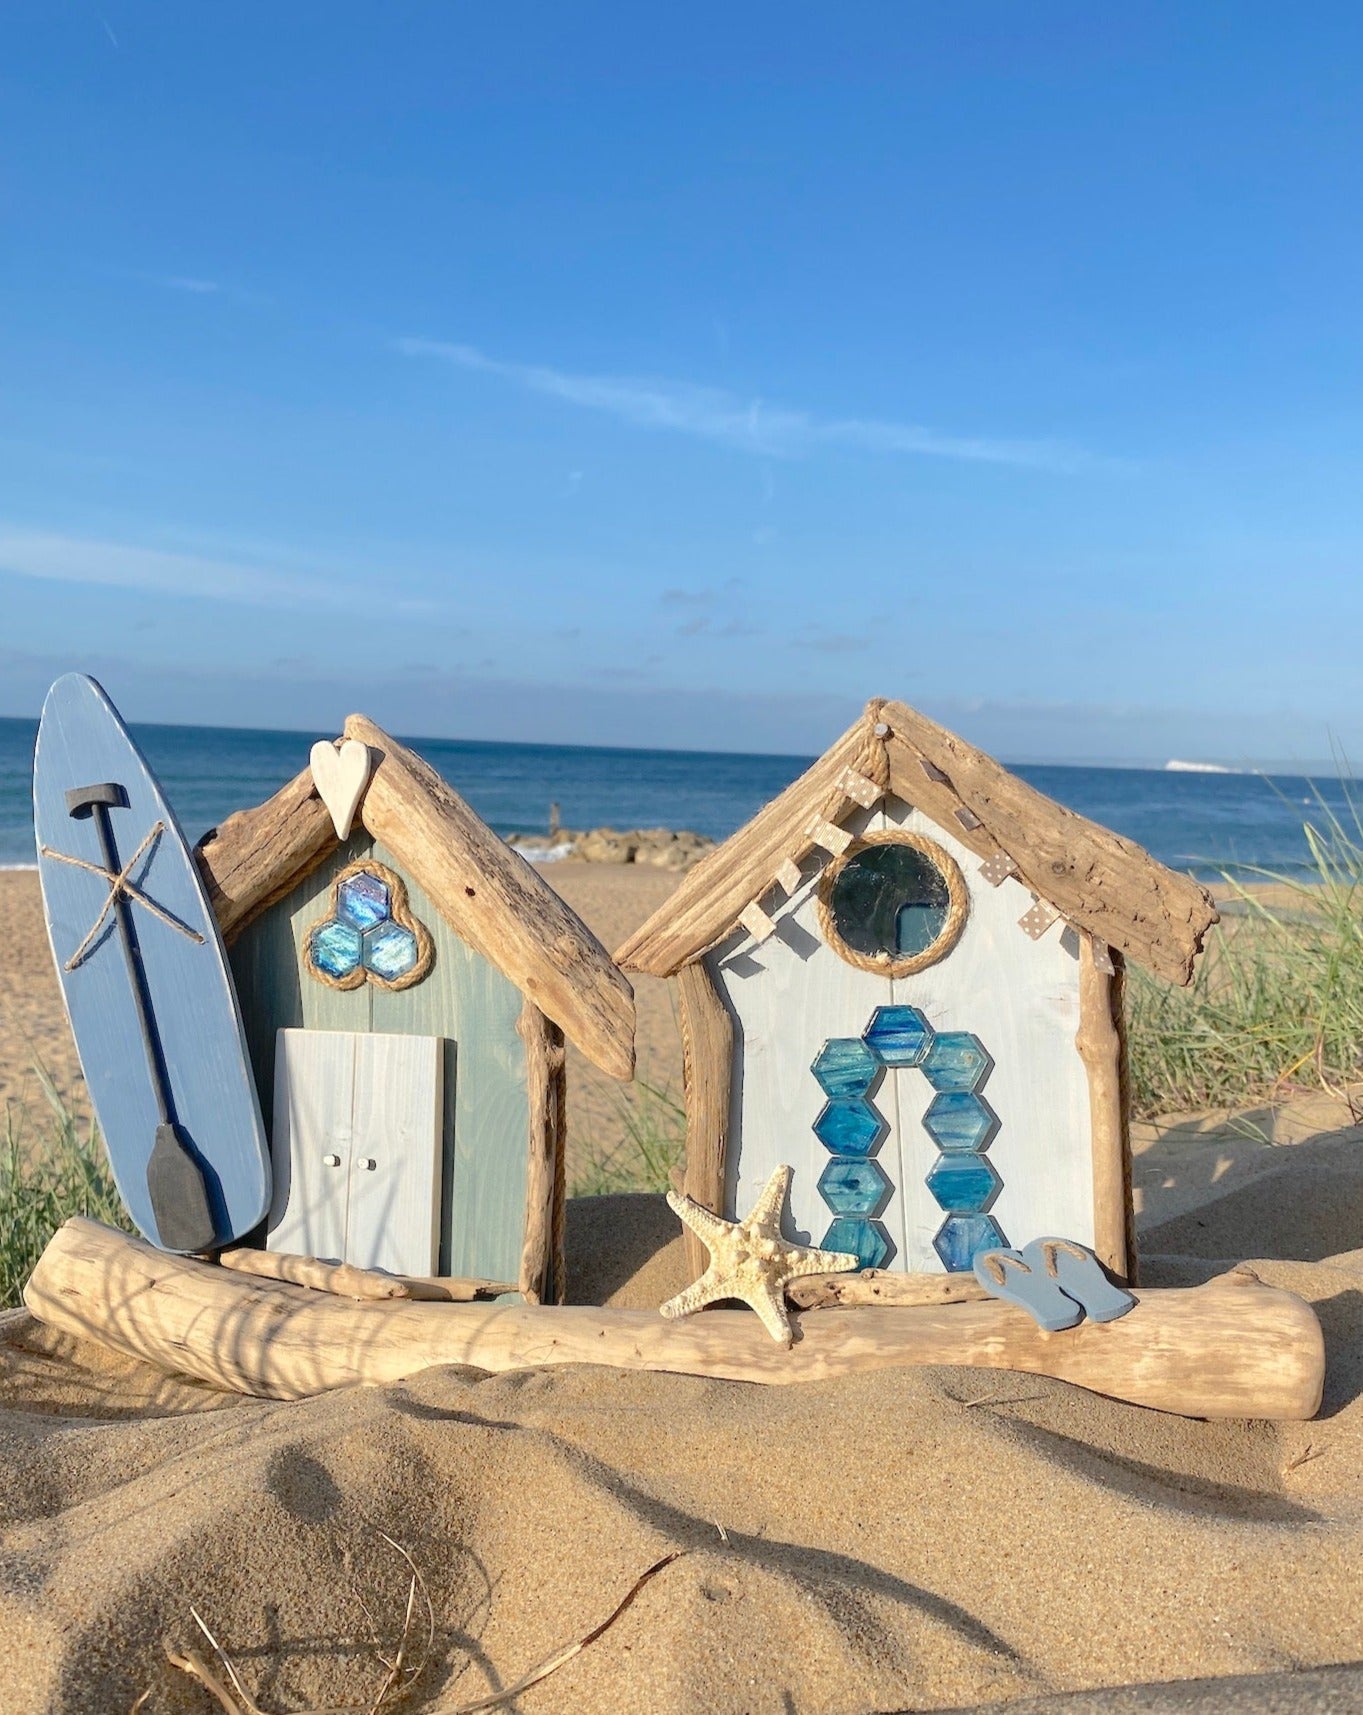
[194,715,635,1302]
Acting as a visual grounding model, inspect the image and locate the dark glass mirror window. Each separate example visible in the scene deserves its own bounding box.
[828,842,951,960]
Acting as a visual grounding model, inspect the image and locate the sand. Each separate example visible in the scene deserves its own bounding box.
[2,866,1363,1712]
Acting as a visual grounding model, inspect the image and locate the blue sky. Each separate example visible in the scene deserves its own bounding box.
[2,4,1360,762]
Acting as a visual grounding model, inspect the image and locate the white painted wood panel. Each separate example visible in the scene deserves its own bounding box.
[881,797,1092,1269]
[268,1029,354,1264]
[267,1029,443,1275]
[710,794,1093,1276]
[346,1033,443,1274]
[712,806,900,1255]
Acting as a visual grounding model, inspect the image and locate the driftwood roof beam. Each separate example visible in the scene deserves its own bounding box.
[617,698,1217,988]
[344,714,635,1081]
[879,699,1218,987]
[196,765,341,943]
[615,707,890,978]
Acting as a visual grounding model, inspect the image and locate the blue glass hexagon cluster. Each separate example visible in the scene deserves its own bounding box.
[308,870,423,984]
[810,1005,1005,1275]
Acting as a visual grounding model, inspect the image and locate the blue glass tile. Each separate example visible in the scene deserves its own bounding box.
[811,1038,879,1100]
[337,871,392,931]
[823,1216,891,1271]
[933,1213,1006,1272]
[923,1090,999,1152]
[922,1032,993,1093]
[311,919,362,979]
[925,1153,1001,1214]
[363,921,420,980]
[862,1004,934,1067]
[817,1156,890,1217]
[813,1098,883,1158]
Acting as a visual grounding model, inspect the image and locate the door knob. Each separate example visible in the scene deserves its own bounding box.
[323,1153,341,1168]
[358,1157,377,1171]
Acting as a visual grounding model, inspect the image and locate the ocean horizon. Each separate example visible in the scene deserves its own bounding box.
[1,713,1356,882]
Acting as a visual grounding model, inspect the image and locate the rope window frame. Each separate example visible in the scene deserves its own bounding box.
[816,829,969,978]
[303,858,435,992]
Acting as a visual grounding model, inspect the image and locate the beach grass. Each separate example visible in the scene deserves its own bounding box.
[571,1079,686,1198]
[0,1063,128,1307]
[1128,784,1363,1118]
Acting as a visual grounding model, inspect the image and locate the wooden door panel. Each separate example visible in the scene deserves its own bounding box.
[266,1029,444,1275]
[267,1029,354,1263]
[347,1033,443,1275]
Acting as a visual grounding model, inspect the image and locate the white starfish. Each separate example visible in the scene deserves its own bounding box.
[660,1165,860,1346]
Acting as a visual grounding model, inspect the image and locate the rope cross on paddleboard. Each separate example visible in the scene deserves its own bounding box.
[40,820,204,971]
[44,782,218,1253]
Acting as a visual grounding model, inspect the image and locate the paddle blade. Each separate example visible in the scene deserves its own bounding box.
[146,1123,217,1253]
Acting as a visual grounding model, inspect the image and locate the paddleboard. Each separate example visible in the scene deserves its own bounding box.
[33,674,271,1251]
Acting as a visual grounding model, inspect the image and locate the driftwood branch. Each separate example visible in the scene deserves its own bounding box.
[26,1220,1324,1420]
[880,700,1218,986]
[345,714,635,1082]
[217,1248,513,1302]
[787,1269,988,1309]
[676,961,732,1283]
[195,765,339,944]
[616,706,889,974]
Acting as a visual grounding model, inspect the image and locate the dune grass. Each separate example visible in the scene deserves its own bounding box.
[0,1063,128,1307]
[1128,784,1363,1119]
[570,1079,686,1198]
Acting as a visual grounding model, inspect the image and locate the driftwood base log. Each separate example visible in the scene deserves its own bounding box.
[26,1221,1324,1419]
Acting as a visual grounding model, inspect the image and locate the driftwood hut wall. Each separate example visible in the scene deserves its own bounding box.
[705,796,1097,1276]
[226,833,530,1286]
[517,1000,567,1305]
[676,960,733,1282]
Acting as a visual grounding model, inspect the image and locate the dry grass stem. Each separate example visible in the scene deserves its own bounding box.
[162,1549,684,1715]
[164,1640,253,1715]
[433,1551,684,1715]
[961,1389,1047,1410]
[365,1533,436,1714]
[1284,1442,1329,1474]
[191,1606,268,1714]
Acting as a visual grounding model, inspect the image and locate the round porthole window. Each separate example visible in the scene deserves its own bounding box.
[817,832,967,976]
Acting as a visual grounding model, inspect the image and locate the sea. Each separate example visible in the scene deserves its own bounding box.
[1,716,1355,883]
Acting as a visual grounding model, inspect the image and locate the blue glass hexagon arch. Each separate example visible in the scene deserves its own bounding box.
[812,1005,1003,1272]
[303,860,434,992]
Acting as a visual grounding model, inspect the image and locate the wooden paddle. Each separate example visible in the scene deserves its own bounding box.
[65,781,217,1254]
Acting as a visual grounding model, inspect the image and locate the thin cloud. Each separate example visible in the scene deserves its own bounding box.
[793,629,875,655]
[396,338,1096,473]
[162,276,222,295]
[0,528,340,608]
[126,271,272,307]
[674,615,759,639]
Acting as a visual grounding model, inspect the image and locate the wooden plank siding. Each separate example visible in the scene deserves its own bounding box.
[228,833,530,1286]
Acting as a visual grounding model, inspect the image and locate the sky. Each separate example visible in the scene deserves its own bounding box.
[1,4,1361,764]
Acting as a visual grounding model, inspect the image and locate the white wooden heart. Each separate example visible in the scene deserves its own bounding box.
[310,739,372,841]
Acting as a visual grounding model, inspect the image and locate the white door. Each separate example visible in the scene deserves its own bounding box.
[267,1029,443,1275]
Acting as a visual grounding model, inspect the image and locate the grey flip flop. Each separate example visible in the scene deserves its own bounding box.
[973,1247,1083,1332]
[1021,1237,1136,1323]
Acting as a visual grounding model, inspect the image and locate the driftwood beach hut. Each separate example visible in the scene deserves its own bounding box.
[194,715,635,1302]
[618,698,1217,1292]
